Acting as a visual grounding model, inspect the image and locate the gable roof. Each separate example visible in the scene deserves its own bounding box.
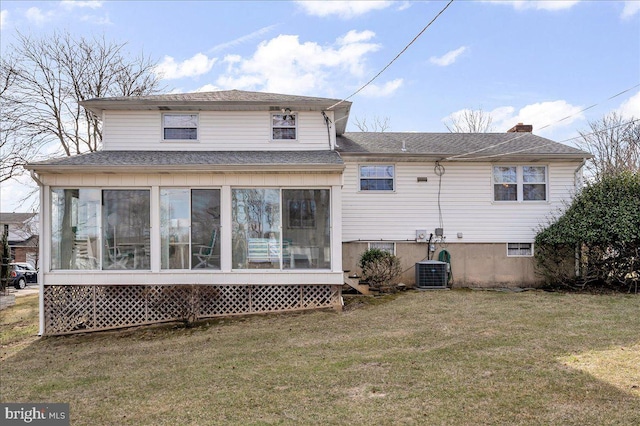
[0,213,38,242]
[336,132,591,161]
[27,150,344,173]
[81,90,352,135]
[0,213,36,224]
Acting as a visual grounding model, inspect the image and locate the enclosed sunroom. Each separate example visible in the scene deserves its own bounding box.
[28,90,350,335]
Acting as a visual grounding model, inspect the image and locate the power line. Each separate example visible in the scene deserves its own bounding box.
[327,0,455,111]
[443,82,640,161]
[537,83,640,131]
[450,118,640,161]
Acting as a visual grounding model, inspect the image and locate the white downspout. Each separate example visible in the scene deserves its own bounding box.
[573,159,587,278]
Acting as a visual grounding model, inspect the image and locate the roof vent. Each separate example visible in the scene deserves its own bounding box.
[507,123,533,133]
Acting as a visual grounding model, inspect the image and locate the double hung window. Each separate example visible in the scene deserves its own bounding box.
[493,165,547,202]
[163,113,198,140]
[271,113,297,140]
[359,165,395,191]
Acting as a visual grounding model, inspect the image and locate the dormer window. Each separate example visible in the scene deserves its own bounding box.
[272,113,297,140]
[163,113,198,140]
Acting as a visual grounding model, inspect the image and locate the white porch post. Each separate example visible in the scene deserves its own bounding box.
[331,184,342,273]
[220,185,232,272]
[150,186,161,272]
[38,182,48,336]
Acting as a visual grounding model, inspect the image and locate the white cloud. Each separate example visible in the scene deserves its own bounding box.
[80,13,112,25]
[295,0,393,18]
[155,53,217,80]
[60,1,104,9]
[359,79,404,97]
[621,1,640,19]
[494,100,585,134]
[216,32,381,95]
[444,101,585,134]
[617,91,640,119]
[0,10,7,30]
[25,7,52,25]
[22,2,107,27]
[429,46,468,67]
[195,84,222,93]
[209,24,279,53]
[396,2,412,12]
[484,1,580,11]
[338,29,376,45]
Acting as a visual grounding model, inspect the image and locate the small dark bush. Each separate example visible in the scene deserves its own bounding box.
[358,248,402,291]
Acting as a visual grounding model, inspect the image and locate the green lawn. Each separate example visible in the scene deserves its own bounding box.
[1,290,639,425]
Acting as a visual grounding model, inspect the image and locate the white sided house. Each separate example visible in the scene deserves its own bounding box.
[27,91,589,335]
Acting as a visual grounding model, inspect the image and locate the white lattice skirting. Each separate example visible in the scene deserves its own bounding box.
[43,284,342,335]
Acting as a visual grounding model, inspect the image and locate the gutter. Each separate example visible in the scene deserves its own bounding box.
[27,163,346,175]
[29,171,45,336]
[574,158,587,190]
[573,158,588,279]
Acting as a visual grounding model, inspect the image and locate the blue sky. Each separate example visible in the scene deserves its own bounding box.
[1,0,639,212]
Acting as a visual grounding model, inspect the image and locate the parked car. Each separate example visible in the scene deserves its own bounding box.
[9,262,38,289]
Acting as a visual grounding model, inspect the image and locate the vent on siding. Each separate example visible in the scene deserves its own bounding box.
[415,261,448,289]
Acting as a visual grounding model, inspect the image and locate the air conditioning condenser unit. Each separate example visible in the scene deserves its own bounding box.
[415,261,448,289]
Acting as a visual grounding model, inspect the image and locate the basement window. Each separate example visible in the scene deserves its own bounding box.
[507,243,533,257]
[368,242,396,255]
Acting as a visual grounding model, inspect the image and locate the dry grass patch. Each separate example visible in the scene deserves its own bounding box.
[1,290,639,425]
[1,294,39,359]
[559,343,640,396]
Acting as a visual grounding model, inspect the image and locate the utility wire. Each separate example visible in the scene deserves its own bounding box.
[443,82,640,161]
[327,0,455,111]
[537,83,640,131]
[450,117,640,161]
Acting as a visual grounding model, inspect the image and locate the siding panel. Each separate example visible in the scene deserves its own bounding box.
[103,111,331,151]
[342,161,579,243]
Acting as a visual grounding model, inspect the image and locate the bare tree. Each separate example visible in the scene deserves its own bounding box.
[576,112,640,180]
[353,115,391,132]
[444,108,494,133]
[0,31,163,184]
[0,55,42,183]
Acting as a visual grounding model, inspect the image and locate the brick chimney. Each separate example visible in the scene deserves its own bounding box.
[507,123,533,133]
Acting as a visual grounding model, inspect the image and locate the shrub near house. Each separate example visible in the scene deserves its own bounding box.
[535,171,640,290]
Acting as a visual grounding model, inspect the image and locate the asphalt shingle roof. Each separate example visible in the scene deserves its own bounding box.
[28,150,344,170]
[83,90,345,105]
[337,132,590,159]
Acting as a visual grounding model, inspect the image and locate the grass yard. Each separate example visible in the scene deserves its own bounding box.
[1,290,639,425]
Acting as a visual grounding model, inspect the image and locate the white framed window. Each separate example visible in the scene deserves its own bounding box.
[271,113,297,140]
[493,165,547,202]
[163,113,198,140]
[507,243,533,257]
[359,165,395,191]
[368,242,396,255]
